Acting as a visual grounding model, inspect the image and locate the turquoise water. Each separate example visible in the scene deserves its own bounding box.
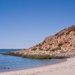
[0,49,65,72]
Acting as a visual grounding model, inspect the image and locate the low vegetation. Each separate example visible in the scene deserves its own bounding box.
[3,52,22,56]
[51,46,61,51]
[32,47,37,51]
[66,31,70,35]
[38,43,42,47]
[22,54,52,59]
[58,43,63,47]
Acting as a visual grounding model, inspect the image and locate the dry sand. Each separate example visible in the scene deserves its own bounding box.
[0,57,75,75]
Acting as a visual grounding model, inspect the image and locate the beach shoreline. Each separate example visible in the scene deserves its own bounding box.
[0,57,75,75]
[0,58,66,73]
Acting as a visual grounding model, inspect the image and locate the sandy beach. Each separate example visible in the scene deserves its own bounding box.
[0,57,75,75]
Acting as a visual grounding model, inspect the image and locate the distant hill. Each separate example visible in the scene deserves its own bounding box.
[3,25,75,59]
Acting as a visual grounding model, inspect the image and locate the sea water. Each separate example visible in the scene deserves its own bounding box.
[0,49,65,72]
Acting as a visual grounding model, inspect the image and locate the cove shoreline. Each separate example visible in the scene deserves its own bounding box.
[0,58,67,74]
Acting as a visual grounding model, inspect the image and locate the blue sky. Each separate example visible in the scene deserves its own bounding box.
[0,0,75,49]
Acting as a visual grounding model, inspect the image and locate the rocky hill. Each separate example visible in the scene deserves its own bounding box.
[3,25,75,59]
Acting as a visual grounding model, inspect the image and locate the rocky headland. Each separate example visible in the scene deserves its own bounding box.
[3,25,75,59]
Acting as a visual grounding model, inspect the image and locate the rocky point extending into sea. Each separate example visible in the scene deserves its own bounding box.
[3,25,75,59]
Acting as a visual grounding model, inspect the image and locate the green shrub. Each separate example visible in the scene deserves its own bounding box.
[38,43,42,47]
[66,31,70,35]
[58,43,63,47]
[32,47,37,51]
[51,46,61,51]
[56,46,61,50]
[22,54,52,59]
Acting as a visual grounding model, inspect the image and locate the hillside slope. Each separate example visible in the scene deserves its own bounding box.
[3,25,75,59]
